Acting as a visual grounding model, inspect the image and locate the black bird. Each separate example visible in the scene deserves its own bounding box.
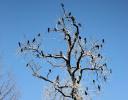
[79,36,81,40]
[27,40,29,45]
[61,18,64,22]
[103,63,107,66]
[32,38,35,43]
[84,38,87,44]
[93,80,95,83]
[48,28,50,32]
[49,69,51,73]
[26,63,29,67]
[21,48,23,52]
[56,75,59,83]
[85,91,88,95]
[95,45,100,49]
[18,42,21,47]
[78,23,82,27]
[104,76,107,82]
[38,33,40,37]
[69,12,71,16]
[62,28,65,32]
[102,39,105,43]
[98,85,101,91]
[60,51,62,55]
[58,21,61,25]
[61,3,64,7]
[98,53,101,57]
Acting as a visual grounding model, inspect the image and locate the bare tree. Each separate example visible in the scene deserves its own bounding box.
[0,69,19,100]
[18,3,111,100]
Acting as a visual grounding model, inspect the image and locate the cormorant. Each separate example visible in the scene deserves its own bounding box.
[61,3,64,7]
[18,42,21,47]
[98,85,101,91]
[102,39,104,43]
[38,33,40,37]
[27,40,29,45]
[69,12,71,16]
[48,28,50,32]
[79,36,81,40]
[85,91,88,95]
[32,38,35,43]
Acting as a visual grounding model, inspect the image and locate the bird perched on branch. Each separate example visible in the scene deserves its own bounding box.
[61,3,64,8]
[32,38,35,43]
[85,91,88,95]
[98,85,101,91]
[48,28,50,32]
[68,12,71,16]
[38,33,40,37]
[18,42,21,47]
[56,75,59,84]
[27,40,29,45]
[102,39,105,43]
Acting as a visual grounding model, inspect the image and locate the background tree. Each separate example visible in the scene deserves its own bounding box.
[0,67,19,100]
[18,3,111,100]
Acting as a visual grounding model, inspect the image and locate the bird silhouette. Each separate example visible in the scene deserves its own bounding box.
[60,51,62,56]
[26,63,29,67]
[98,54,100,57]
[98,85,101,91]
[79,36,81,40]
[95,45,100,49]
[104,76,107,82]
[18,42,21,47]
[48,28,50,32]
[49,69,51,73]
[102,39,104,43]
[69,12,71,16]
[93,80,95,83]
[21,48,23,52]
[27,40,29,45]
[103,63,107,66]
[84,38,87,44]
[78,23,82,27]
[61,18,64,22]
[61,3,64,7]
[58,21,61,25]
[56,75,59,82]
[38,33,40,37]
[32,38,35,43]
[85,91,88,95]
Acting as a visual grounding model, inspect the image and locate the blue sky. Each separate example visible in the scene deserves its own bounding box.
[0,0,128,100]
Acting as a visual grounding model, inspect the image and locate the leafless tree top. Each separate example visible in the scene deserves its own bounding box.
[18,3,111,100]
